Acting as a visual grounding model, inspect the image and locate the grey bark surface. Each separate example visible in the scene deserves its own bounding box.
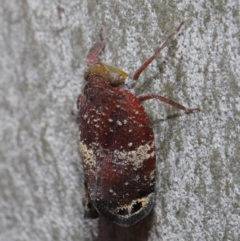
[0,0,240,241]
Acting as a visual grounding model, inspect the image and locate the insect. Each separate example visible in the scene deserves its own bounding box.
[77,20,200,227]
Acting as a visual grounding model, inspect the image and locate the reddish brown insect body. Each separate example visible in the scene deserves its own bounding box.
[77,20,200,227]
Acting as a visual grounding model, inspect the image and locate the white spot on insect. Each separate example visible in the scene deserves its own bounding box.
[123,119,127,124]
[108,119,113,122]
[128,142,133,147]
[134,175,140,181]
[117,120,122,126]
[129,129,132,132]
[83,114,88,119]
[150,170,155,180]
[92,142,99,147]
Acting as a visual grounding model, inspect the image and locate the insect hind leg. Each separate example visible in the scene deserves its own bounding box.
[138,93,201,113]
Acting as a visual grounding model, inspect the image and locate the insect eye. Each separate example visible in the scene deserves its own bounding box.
[108,72,121,86]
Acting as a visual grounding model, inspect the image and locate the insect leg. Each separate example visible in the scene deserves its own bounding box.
[132,20,186,85]
[137,93,201,113]
[86,28,106,66]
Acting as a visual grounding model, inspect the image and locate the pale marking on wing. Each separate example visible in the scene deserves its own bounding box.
[113,143,155,170]
[116,193,154,218]
[79,141,96,168]
[79,131,154,171]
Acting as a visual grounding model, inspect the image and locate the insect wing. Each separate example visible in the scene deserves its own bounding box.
[78,77,156,226]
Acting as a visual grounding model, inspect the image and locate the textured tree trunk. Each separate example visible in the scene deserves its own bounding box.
[0,1,240,241]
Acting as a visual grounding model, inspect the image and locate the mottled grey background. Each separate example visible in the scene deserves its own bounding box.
[0,0,240,241]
